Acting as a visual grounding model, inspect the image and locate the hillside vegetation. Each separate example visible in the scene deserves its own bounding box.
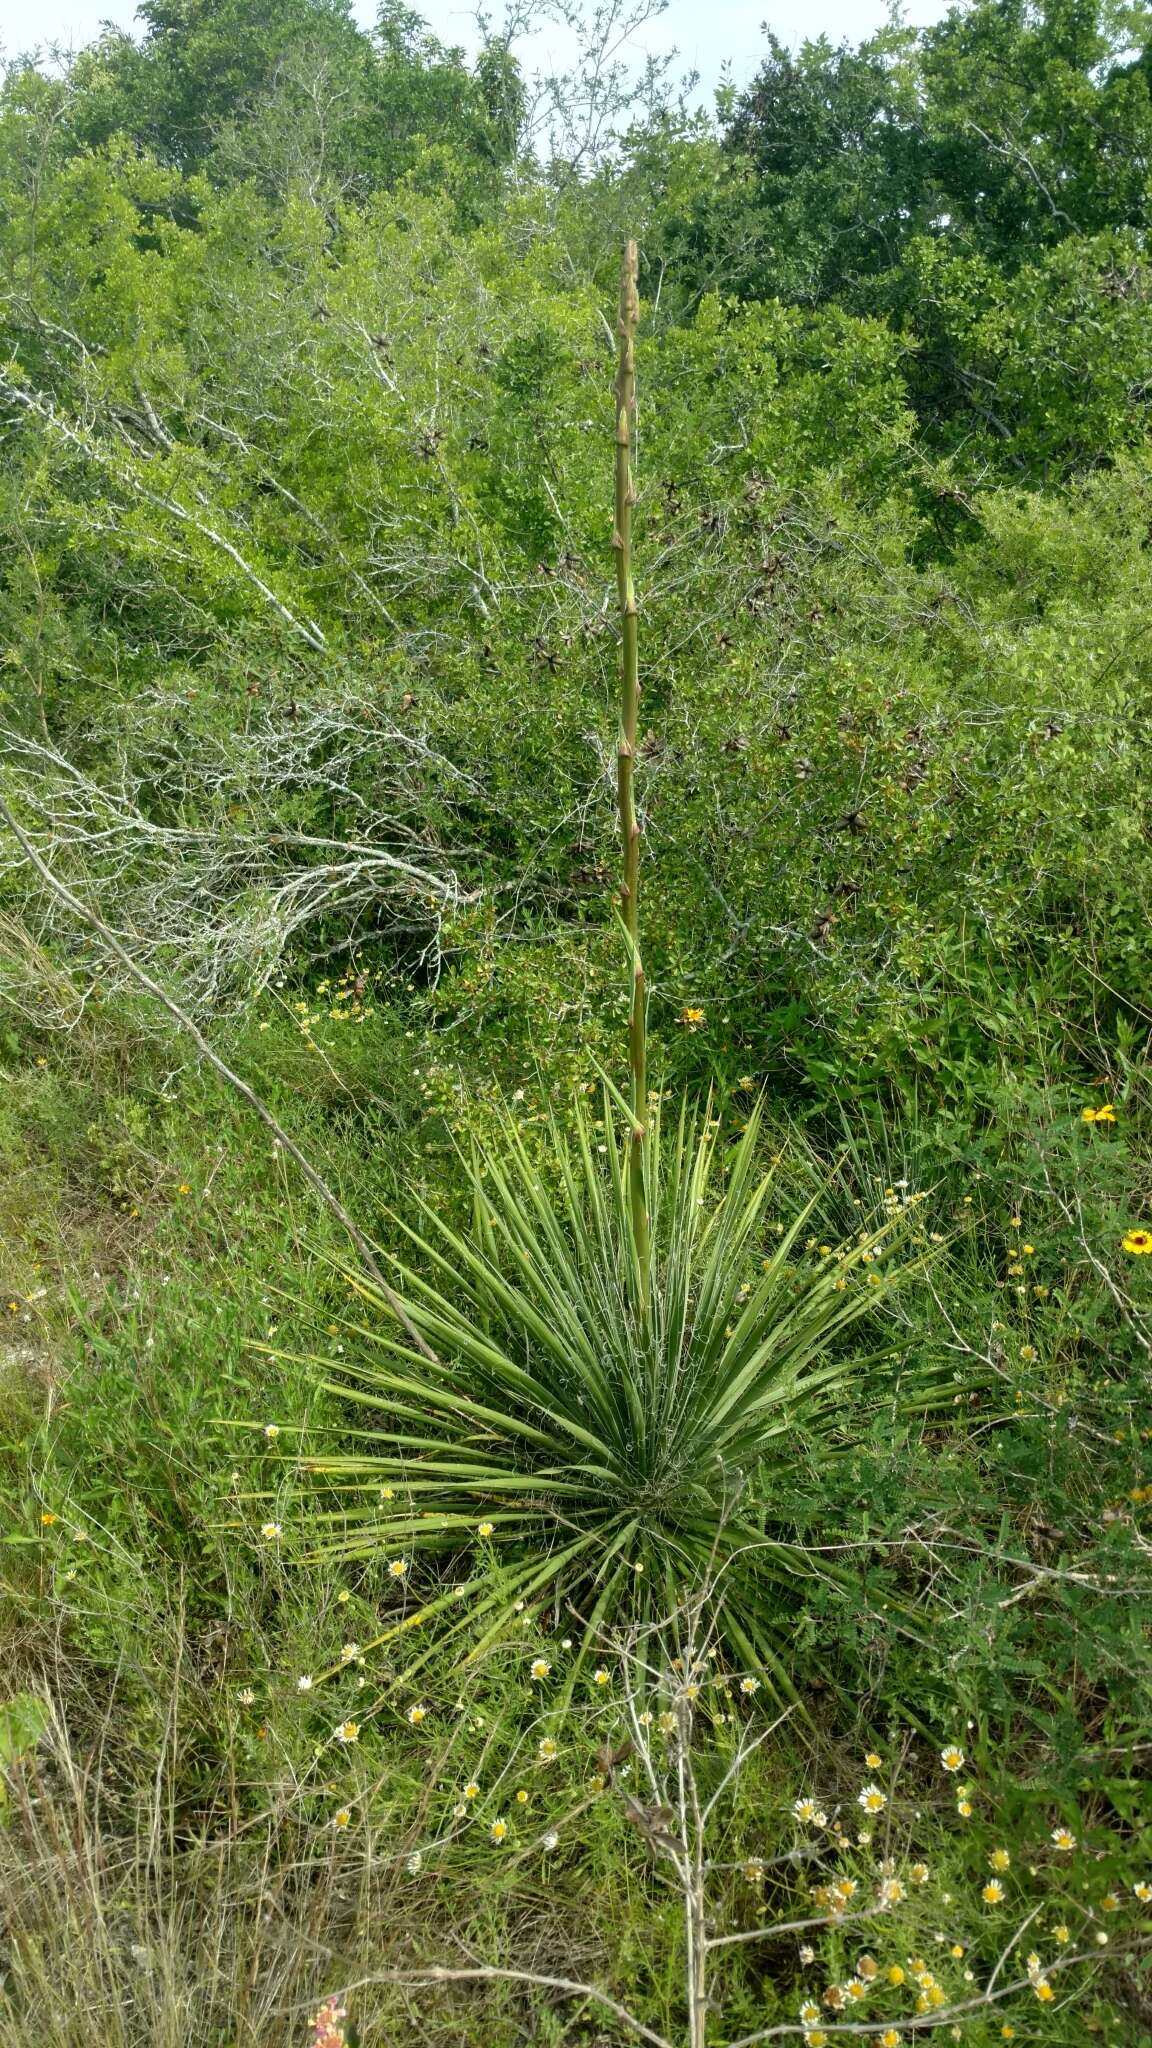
[0,2,1150,2042]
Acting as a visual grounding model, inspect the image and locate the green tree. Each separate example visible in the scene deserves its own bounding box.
[920,0,1152,259]
[720,26,928,304]
[25,0,519,206]
[70,0,370,171]
[722,0,1152,297]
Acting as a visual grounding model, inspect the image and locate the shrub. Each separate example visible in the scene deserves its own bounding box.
[286,1095,953,1696]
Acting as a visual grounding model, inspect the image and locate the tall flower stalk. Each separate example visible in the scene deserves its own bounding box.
[295,252,937,1701]
[613,238,651,1313]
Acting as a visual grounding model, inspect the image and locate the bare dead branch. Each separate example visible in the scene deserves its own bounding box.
[0,791,437,1361]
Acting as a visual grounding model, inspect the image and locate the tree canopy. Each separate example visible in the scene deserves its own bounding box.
[4,0,1152,1099]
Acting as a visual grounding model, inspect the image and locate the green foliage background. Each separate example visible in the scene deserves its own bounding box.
[1,0,1151,2038]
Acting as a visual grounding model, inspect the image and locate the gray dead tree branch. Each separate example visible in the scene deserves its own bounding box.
[0,789,437,1355]
[0,707,478,1021]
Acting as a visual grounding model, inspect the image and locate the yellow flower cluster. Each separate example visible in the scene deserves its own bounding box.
[807,1946,956,2040]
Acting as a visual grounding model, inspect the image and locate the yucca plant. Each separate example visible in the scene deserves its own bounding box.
[286,244,948,1689]
[289,1092,946,1693]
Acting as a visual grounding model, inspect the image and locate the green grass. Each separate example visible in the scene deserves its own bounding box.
[0,1011,1149,2041]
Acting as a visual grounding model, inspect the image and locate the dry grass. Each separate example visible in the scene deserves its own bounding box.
[0,1682,609,2048]
[1,1696,360,2046]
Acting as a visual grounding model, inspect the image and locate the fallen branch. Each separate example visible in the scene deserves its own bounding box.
[321,1964,674,2048]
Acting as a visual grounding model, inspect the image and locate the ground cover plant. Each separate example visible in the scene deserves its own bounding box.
[1,2,1152,2040]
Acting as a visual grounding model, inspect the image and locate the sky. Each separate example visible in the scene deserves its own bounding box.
[0,0,951,107]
